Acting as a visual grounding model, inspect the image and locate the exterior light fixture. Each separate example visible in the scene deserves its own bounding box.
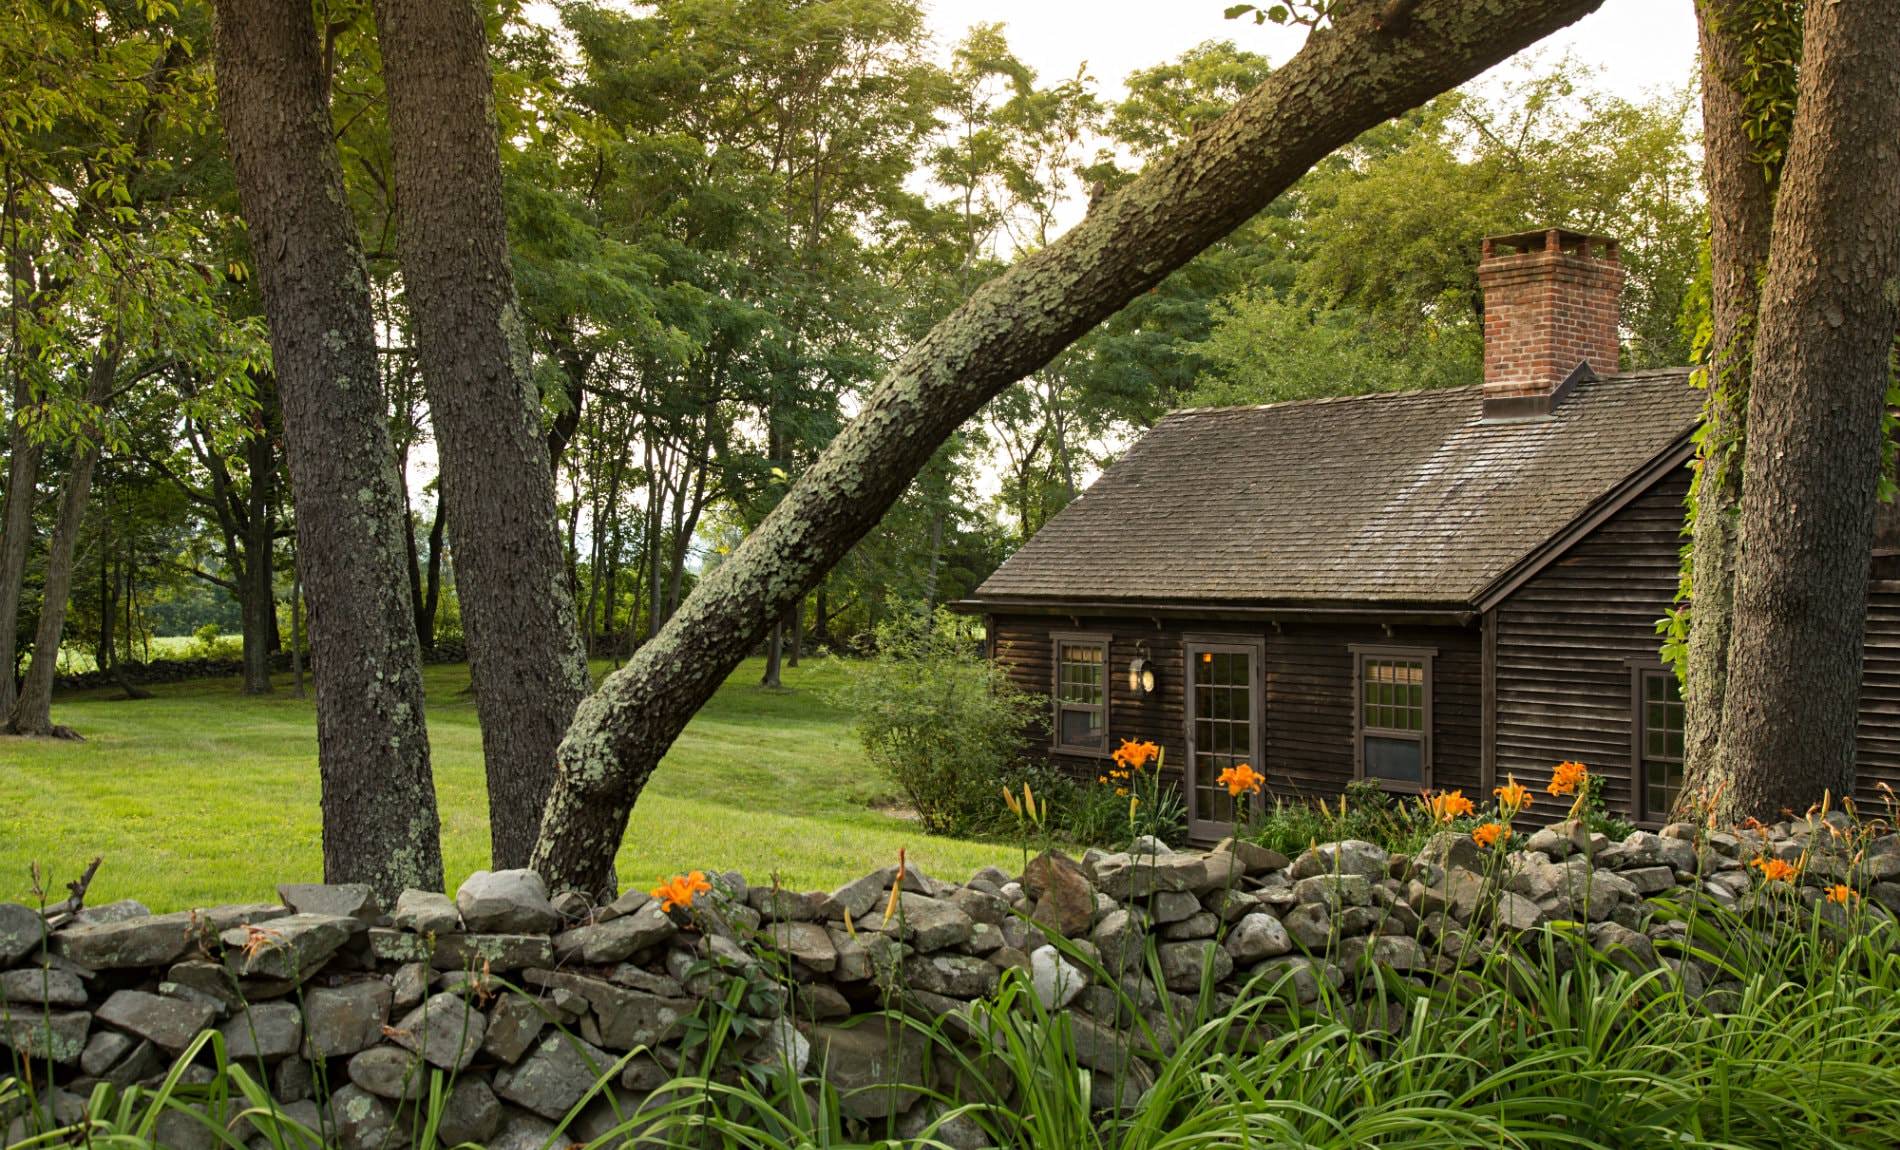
[1128,648,1157,696]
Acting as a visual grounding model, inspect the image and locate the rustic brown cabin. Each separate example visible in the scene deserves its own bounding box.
[959,228,1900,841]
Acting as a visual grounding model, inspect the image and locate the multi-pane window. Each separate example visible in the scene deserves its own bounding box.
[1053,635,1108,753]
[1354,648,1433,786]
[1190,647,1257,829]
[1638,669,1685,820]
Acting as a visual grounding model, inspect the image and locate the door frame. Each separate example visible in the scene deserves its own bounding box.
[1181,633,1266,841]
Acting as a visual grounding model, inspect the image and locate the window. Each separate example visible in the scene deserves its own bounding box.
[1636,668,1685,820]
[1052,634,1109,754]
[1352,646,1435,787]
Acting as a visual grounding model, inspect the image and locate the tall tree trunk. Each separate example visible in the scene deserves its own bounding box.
[529,0,1611,894]
[374,0,591,870]
[760,617,783,689]
[1715,0,1900,820]
[1679,0,1787,799]
[420,500,445,651]
[0,363,42,723]
[97,551,114,672]
[924,508,944,610]
[290,551,305,699]
[10,350,117,736]
[240,406,276,694]
[211,0,442,899]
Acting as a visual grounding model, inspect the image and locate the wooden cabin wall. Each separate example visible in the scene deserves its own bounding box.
[1856,582,1900,812]
[1492,469,1689,820]
[989,613,1483,833]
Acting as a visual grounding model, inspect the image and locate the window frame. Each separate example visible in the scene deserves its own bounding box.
[1050,631,1113,757]
[1350,644,1437,791]
[1630,663,1685,823]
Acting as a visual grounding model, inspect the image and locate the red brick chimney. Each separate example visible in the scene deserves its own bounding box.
[1477,228,1623,420]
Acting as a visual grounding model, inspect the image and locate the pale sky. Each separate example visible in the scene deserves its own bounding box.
[919,0,1700,108]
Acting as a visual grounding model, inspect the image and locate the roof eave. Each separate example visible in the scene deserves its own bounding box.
[950,595,1478,628]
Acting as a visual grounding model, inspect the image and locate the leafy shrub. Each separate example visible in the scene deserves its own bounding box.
[835,606,1046,836]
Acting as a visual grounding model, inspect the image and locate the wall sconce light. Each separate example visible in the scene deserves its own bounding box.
[1128,645,1158,696]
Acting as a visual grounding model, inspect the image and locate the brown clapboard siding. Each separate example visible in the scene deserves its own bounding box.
[1493,467,1689,821]
[992,613,1483,838]
[1856,583,1900,811]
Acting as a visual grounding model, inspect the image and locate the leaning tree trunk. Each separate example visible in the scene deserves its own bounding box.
[1715,0,1900,821]
[9,351,117,736]
[373,0,591,869]
[211,0,442,899]
[529,0,1611,895]
[1678,0,1787,804]
[0,386,40,721]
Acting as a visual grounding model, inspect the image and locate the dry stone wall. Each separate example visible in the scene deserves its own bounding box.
[3,815,1898,1148]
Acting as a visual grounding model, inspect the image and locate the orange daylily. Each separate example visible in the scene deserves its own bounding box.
[1493,776,1532,818]
[1216,763,1265,797]
[1826,883,1857,905]
[1547,761,1589,798]
[1471,822,1511,849]
[1750,856,1799,883]
[1425,790,1475,823]
[651,871,713,913]
[1113,739,1160,772]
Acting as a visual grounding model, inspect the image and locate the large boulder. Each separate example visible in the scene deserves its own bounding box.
[54,910,209,969]
[456,869,560,934]
[877,893,974,951]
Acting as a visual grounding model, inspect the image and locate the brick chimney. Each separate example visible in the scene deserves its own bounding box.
[1477,228,1623,420]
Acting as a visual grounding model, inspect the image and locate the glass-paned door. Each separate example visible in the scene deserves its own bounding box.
[1185,638,1263,839]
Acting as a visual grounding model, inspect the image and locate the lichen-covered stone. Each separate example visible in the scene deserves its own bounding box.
[302,979,392,1059]
[493,1032,617,1119]
[0,966,87,1007]
[456,869,560,933]
[276,883,379,922]
[393,889,461,934]
[0,902,47,967]
[0,1009,89,1064]
[220,913,353,981]
[95,988,213,1052]
[221,1001,303,1061]
[482,992,547,1064]
[54,910,208,969]
[390,990,486,1070]
[552,900,674,964]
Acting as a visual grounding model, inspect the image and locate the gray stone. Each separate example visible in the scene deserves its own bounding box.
[75,898,152,924]
[1525,819,1592,860]
[276,883,379,922]
[456,869,560,934]
[1028,945,1088,1008]
[273,1055,314,1104]
[1414,831,1485,874]
[903,952,998,998]
[346,1044,427,1101]
[1291,873,1371,910]
[220,913,353,981]
[1094,852,1208,899]
[1590,920,1661,976]
[605,962,685,997]
[827,927,872,981]
[877,893,974,951]
[0,903,47,966]
[552,901,676,964]
[391,962,428,1011]
[828,871,886,920]
[770,921,838,972]
[1160,910,1219,940]
[748,886,830,922]
[368,928,555,971]
[482,993,547,1064]
[0,1009,89,1064]
[390,991,486,1070]
[949,886,1009,925]
[438,1077,504,1147]
[1216,838,1289,874]
[302,979,392,1059]
[1339,934,1426,972]
[1203,887,1261,923]
[494,1032,617,1119]
[525,970,692,1049]
[1149,890,1202,924]
[1290,840,1389,882]
[392,889,461,935]
[1493,891,1546,931]
[1599,831,1697,873]
[221,1002,302,1061]
[80,1028,135,1076]
[1622,866,1678,894]
[811,1023,928,1119]
[328,1083,400,1150]
[53,910,208,968]
[1156,939,1233,992]
[1224,913,1294,962]
[1089,908,1146,971]
[0,966,87,1007]
[1284,900,1330,946]
[96,988,214,1052]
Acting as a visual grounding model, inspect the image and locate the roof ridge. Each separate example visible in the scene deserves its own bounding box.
[1163,365,1696,420]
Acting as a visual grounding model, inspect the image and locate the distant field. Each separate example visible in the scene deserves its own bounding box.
[53,634,229,674]
[0,656,1013,910]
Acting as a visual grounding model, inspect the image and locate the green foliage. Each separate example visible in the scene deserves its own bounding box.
[836,606,1047,836]
[1246,779,1435,856]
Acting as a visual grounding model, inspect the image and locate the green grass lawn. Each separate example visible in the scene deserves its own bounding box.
[0,656,1013,911]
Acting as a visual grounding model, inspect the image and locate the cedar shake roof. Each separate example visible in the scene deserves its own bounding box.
[973,368,1701,610]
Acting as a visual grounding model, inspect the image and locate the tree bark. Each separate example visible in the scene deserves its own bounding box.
[9,349,117,736]
[1679,0,1785,802]
[1716,0,1900,820]
[212,0,442,899]
[0,271,43,721]
[529,0,1610,894]
[373,0,591,870]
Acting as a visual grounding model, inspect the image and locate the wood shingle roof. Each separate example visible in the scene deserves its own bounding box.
[973,369,1701,610]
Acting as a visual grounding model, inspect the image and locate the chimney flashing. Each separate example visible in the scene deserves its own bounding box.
[1478,226,1622,412]
[1481,360,1596,423]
